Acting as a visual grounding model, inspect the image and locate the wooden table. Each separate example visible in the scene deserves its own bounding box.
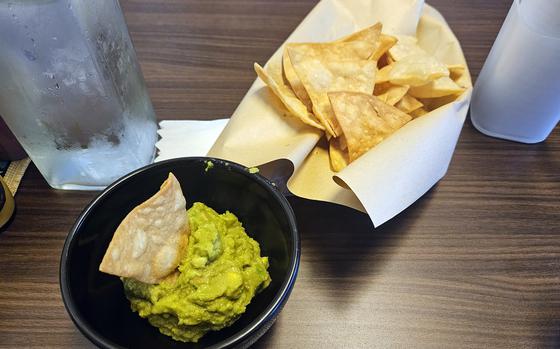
[1,0,559,348]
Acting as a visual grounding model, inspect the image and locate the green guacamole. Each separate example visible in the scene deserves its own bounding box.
[123,202,271,342]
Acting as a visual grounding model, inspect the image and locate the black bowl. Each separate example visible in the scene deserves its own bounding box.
[60,157,300,349]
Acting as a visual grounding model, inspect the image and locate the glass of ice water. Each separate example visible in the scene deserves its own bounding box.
[0,0,158,190]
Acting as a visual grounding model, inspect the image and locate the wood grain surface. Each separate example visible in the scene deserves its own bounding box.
[1,0,559,348]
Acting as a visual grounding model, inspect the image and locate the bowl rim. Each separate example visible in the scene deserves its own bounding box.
[59,156,300,349]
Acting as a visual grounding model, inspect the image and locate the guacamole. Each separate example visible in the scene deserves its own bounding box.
[123,202,271,342]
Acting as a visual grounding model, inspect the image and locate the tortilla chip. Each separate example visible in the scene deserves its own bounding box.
[329,137,349,172]
[254,62,324,130]
[388,54,449,86]
[282,24,383,111]
[408,76,464,98]
[376,64,393,83]
[370,34,398,61]
[336,23,394,61]
[339,23,382,46]
[374,83,409,106]
[409,106,429,118]
[288,48,377,137]
[99,173,190,284]
[395,94,424,114]
[329,92,412,162]
[420,93,462,111]
[448,64,470,88]
[287,40,377,62]
[282,50,313,111]
[388,35,426,61]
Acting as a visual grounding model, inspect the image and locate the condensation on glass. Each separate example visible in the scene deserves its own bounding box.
[0,0,158,189]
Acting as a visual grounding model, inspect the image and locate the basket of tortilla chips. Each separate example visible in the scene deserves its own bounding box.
[209,0,472,226]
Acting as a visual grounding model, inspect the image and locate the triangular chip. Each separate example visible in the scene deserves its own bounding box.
[388,54,449,86]
[408,76,464,98]
[338,23,391,62]
[288,48,377,137]
[376,64,393,83]
[254,62,324,130]
[395,94,424,114]
[409,107,429,118]
[282,50,313,111]
[329,92,412,162]
[99,173,190,284]
[282,26,381,111]
[388,35,427,61]
[370,34,398,61]
[283,39,377,132]
[287,40,377,62]
[420,93,462,112]
[338,23,382,46]
[329,137,349,172]
[448,64,470,88]
[374,83,409,106]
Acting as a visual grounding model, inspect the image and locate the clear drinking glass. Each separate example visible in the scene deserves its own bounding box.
[0,0,158,189]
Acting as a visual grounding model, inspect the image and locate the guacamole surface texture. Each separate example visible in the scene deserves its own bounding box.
[123,202,271,342]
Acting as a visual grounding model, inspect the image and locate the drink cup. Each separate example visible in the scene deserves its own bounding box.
[471,0,560,143]
[0,0,157,189]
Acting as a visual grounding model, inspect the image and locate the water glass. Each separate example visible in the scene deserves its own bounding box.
[0,0,158,189]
